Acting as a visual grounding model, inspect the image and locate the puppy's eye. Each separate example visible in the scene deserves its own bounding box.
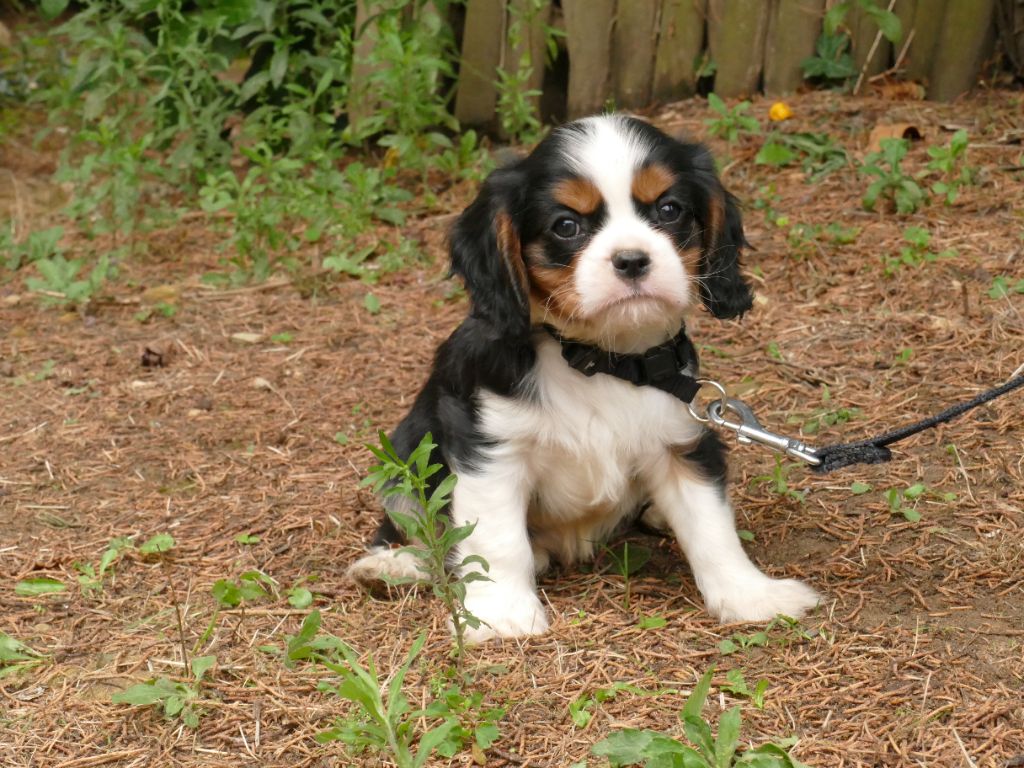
[552,217,580,239]
[657,200,682,223]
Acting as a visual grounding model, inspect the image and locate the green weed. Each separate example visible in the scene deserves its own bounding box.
[75,536,134,596]
[756,132,850,180]
[570,682,660,728]
[883,227,956,276]
[751,458,806,504]
[112,654,217,729]
[591,668,807,767]
[861,138,926,214]
[802,0,901,88]
[362,431,486,661]
[885,484,956,524]
[926,130,977,205]
[988,276,1024,299]
[25,252,113,307]
[705,94,760,143]
[0,633,46,680]
[603,541,652,611]
[720,669,769,709]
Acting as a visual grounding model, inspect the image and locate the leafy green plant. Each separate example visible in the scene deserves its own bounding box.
[112,655,217,728]
[861,138,926,214]
[883,227,956,276]
[885,484,956,524]
[3,225,64,272]
[720,669,769,710]
[718,629,770,656]
[926,130,977,205]
[75,536,134,596]
[15,577,67,597]
[787,386,862,435]
[25,252,113,307]
[705,94,760,143]
[604,541,652,610]
[0,633,45,680]
[286,611,501,768]
[802,0,901,87]
[756,132,850,180]
[362,431,486,661]
[591,668,807,767]
[988,276,1024,299]
[570,682,659,728]
[751,458,806,504]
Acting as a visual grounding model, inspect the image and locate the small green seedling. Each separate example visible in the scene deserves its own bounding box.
[604,541,652,610]
[926,129,977,205]
[885,484,956,523]
[705,93,760,143]
[15,578,66,597]
[988,276,1024,299]
[26,253,113,307]
[861,138,926,215]
[751,458,806,504]
[0,633,45,679]
[570,682,657,728]
[720,669,770,709]
[362,431,486,661]
[591,667,807,767]
[75,536,134,596]
[112,655,217,728]
[883,227,956,276]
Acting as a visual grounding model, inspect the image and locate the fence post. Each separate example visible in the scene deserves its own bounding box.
[928,0,998,100]
[708,0,771,97]
[652,0,708,102]
[612,0,660,108]
[563,0,615,117]
[454,0,505,127]
[764,0,826,95]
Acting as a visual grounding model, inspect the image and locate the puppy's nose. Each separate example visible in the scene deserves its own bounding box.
[611,250,651,280]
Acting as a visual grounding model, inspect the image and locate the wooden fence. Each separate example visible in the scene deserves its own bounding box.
[360,0,1009,131]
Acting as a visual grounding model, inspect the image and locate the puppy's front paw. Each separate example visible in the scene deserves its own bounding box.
[707,577,820,624]
[460,587,549,643]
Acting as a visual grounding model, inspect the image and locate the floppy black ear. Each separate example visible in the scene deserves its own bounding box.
[448,167,531,338]
[691,150,755,320]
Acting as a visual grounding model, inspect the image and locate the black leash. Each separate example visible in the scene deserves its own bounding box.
[811,372,1024,473]
[547,326,1023,475]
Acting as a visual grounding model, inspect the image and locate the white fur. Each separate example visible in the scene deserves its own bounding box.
[347,546,424,588]
[450,335,819,641]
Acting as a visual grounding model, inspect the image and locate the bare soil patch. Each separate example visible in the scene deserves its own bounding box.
[2,90,1023,767]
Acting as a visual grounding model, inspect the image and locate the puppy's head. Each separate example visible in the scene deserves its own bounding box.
[450,115,753,351]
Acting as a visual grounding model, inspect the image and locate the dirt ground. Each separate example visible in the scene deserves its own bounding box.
[1,90,1023,768]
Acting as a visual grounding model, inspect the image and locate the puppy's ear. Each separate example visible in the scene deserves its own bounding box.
[449,167,531,338]
[691,150,754,319]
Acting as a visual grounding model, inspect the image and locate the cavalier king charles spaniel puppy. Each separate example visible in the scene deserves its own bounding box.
[348,114,820,641]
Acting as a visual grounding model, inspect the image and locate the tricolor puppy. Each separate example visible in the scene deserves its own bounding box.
[349,115,820,641]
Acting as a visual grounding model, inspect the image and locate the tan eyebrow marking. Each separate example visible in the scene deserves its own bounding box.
[632,163,676,204]
[552,177,602,215]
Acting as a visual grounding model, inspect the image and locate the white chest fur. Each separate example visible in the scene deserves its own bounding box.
[474,335,703,563]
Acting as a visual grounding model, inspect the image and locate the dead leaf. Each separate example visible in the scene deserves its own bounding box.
[867,123,923,153]
[231,332,263,344]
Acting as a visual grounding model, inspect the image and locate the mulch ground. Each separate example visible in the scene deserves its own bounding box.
[1,89,1023,768]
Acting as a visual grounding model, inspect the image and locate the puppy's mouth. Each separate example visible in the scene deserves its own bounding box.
[591,290,681,316]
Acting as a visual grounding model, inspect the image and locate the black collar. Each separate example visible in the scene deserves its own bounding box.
[544,326,701,403]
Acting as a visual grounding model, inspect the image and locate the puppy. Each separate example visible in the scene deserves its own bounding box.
[348,114,820,641]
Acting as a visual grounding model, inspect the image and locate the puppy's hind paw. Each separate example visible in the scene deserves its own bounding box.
[347,546,425,597]
[460,588,550,643]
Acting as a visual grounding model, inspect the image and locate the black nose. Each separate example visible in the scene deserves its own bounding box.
[611,250,651,280]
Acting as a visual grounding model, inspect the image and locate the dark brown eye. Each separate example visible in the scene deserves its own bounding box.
[657,200,681,223]
[552,217,580,239]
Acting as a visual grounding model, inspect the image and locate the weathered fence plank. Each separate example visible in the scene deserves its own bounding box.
[928,0,998,100]
[850,1,893,79]
[348,1,380,129]
[763,0,826,95]
[563,0,615,117]
[904,0,946,81]
[652,0,708,101]
[612,0,660,108]
[708,0,771,97]
[454,0,505,126]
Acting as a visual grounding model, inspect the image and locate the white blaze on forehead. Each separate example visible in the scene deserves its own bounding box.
[560,116,651,216]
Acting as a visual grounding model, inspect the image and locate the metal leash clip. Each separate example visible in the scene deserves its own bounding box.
[687,380,821,466]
